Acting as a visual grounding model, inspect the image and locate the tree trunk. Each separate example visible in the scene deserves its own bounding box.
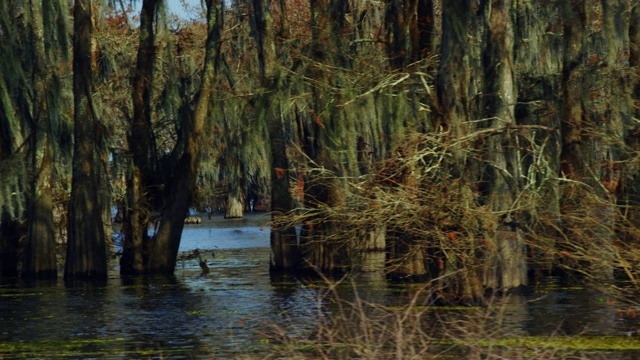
[225,183,244,218]
[22,0,58,280]
[386,0,434,68]
[249,0,300,271]
[147,0,222,274]
[296,0,352,274]
[24,137,57,280]
[416,0,435,57]
[559,0,586,180]
[513,1,563,275]
[632,2,640,70]
[120,165,150,274]
[120,0,159,275]
[480,0,527,290]
[0,3,28,279]
[0,217,21,278]
[436,0,485,303]
[557,0,626,280]
[65,0,108,282]
[619,1,640,261]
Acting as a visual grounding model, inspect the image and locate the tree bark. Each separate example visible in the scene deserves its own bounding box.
[556,0,627,280]
[386,0,434,68]
[295,0,353,274]
[147,0,222,274]
[249,0,300,271]
[436,0,485,302]
[513,1,563,275]
[121,0,159,275]
[0,216,21,278]
[225,191,244,219]
[480,0,527,290]
[560,1,586,178]
[22,0,58,280]
[65,0,108,282]
[620,1,640,256]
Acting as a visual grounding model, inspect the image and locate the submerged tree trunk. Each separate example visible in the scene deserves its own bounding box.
[65,0,108,282]
[147,0,222,274]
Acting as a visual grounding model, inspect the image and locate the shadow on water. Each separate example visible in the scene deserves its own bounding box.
[1,213,640,358]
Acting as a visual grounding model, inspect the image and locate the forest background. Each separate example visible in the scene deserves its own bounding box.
[0,0,640,305]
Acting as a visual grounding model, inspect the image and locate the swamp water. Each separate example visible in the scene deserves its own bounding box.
[1,213,640,358]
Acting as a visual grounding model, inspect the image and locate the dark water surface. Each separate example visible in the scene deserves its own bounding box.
[0,213,638,358]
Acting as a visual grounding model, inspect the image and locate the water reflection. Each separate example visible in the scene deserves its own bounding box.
[0,214,636,358]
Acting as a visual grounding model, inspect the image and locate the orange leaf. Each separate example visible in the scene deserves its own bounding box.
[313,114,325,129]
[446,231,459,242]
[275,167,285,179]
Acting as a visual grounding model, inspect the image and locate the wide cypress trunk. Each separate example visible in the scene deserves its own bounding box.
[24,138,57,279]
[480,0,527,290]
[22,0,58,280]
[435,0,484,302]
[65,0,108,282]
[556,0,626,279]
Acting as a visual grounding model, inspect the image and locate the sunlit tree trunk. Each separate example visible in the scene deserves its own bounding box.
[480,0,527,290]
[147,0,222,274]
[65,0,108,282]
[225,179,245,218]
